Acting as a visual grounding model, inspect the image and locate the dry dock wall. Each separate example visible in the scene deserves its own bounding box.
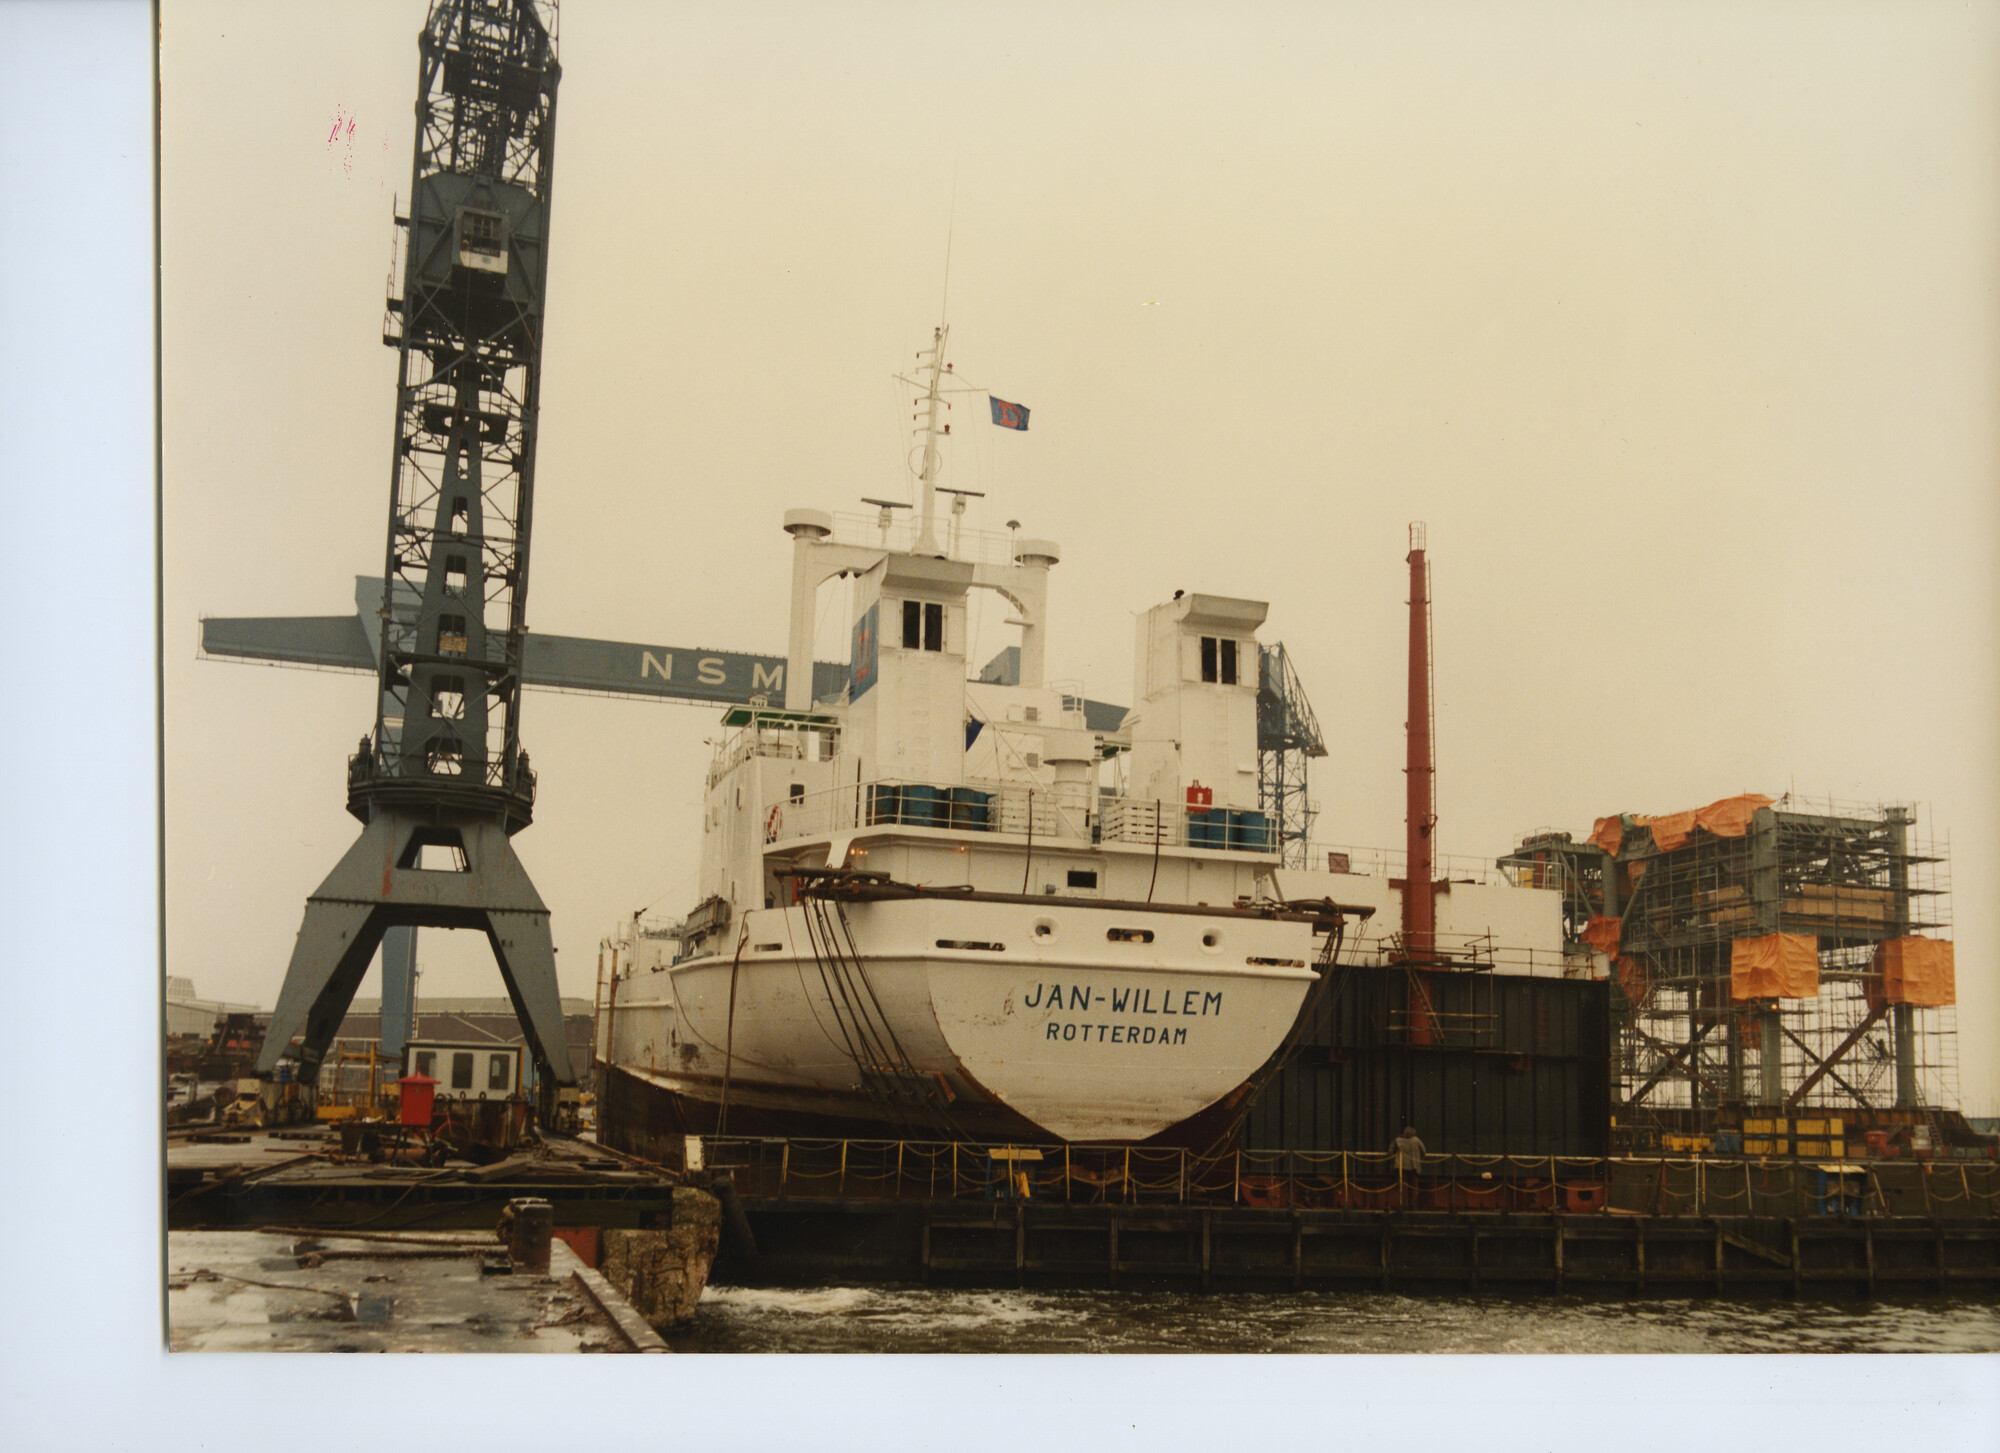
[715,1200,2000,1298]
[1244,965,1613,1159]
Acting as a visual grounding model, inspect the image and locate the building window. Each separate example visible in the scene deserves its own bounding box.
[414,1050,435,1079]
[903,599,921,648]
[450,1051,474,1090]
[433,675,466,720]
[1200,636,1238,685]
[487,1053,511,1091]
[924,601,943,651]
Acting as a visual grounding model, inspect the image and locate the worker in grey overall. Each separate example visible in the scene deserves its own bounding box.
[1393,1125,1426,1206]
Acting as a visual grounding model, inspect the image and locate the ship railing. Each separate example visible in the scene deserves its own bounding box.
[825,511,1023,566]
[708,720,833,785]
[655,1135,1999,1218]
[767,776,1094,845]
[765,777,1281,851]
[1316,843,1509,884]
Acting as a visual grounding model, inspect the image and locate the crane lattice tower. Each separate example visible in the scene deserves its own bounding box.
[255,0,574,1105]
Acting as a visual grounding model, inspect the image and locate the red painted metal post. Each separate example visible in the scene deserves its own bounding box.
[1404,524,1437,1043]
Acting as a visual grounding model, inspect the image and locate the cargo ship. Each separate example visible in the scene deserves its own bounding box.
[593,325,1368,1147]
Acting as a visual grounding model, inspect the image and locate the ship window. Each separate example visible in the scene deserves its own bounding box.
[450,1051,474,1090]
[1107,927,1154,943]
[1067,869,1098,889]
[1199,636,1238,685]
[433,676,466,720]
[901,599,945,651]
[487,1053,511,1090]
[1247,956,1306,968]
[937,939,1005,951]
[414,1050,436,1079]
[789,782,805,801]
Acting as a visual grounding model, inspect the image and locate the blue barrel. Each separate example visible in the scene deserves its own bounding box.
[903,784,947,827]
[1187,809,1224,848]
[1229,810,1272,851]
[948,786,992,830]
[866,784,901,826]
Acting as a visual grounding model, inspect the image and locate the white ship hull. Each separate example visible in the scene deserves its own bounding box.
[600,896,1321,1142]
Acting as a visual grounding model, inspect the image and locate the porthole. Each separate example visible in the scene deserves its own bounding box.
[1033,918,1058,941]
[1199,929,1223,953]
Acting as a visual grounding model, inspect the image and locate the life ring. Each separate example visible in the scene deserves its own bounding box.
[765,804,783,842]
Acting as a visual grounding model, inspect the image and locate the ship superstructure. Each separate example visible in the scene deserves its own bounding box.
[595,327,1361,1144]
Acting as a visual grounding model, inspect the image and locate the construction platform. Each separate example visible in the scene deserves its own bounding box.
[166,1127,679,1234]
[167,1229,665,1352]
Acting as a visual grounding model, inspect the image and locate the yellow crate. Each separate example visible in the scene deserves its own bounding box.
[1797,1119,1827,1137]
[1744,1118,1790,1136]
[1744,1138,1776,1155]
[1827,1117,1844,1138]
[1796,1139,1829,1157]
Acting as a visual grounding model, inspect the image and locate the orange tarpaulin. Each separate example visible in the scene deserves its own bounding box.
[1874,936,1956,1007]
[1646,809,1700,852]
[1614,955,1649,1006]
[1580,916,1623,956]
[1729,931,1820,1001]
[1590,816,1626,856]
[1694,793,1774,839]
[1588,794,1776,856]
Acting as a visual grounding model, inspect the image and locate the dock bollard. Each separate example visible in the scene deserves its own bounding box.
[499,1196,554,1273]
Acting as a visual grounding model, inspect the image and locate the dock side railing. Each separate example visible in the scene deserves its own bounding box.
[655,1136,2000,1220]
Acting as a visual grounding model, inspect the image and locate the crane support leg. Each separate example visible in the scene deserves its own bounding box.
[256,809,576,1105]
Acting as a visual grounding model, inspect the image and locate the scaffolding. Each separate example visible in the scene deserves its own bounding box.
[1499,795,1959,1149]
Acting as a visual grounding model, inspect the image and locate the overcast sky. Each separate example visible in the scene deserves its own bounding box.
[158,1,1998,1112]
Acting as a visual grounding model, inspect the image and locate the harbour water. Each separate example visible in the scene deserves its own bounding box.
[670,1285,2000,1354]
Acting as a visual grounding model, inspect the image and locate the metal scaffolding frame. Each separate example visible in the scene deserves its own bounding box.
[1499,797,1957,1146]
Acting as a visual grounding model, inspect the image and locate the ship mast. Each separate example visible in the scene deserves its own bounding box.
[911,323,950,556]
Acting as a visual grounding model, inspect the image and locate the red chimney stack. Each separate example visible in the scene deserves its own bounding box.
[1404,523,1436,962]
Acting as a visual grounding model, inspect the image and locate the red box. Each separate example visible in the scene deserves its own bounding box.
[397,1072,437,1127]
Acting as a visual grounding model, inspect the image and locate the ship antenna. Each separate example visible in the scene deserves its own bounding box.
[907,198,960,558]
